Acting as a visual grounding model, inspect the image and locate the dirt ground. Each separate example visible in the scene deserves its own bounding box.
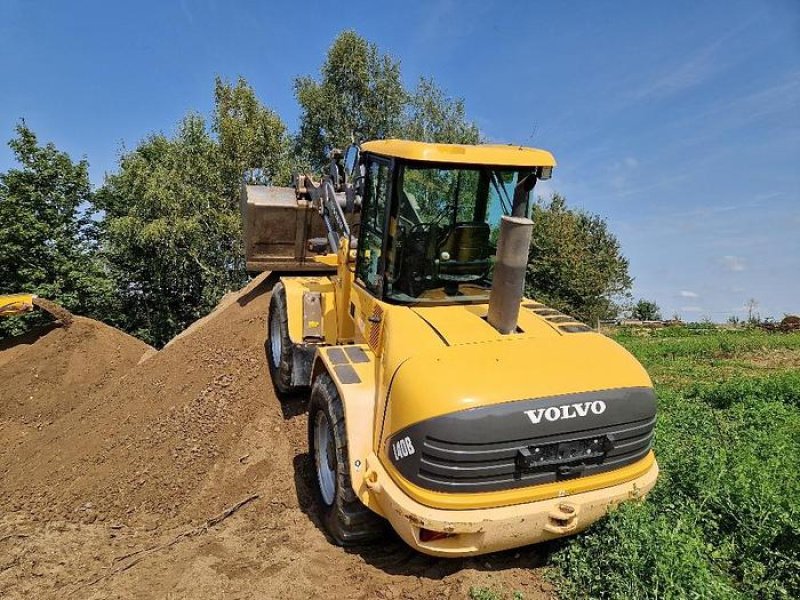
[0,276,555,600]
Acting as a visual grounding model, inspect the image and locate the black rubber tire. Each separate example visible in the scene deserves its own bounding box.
[308,373,386,545]
[267,282,295,394]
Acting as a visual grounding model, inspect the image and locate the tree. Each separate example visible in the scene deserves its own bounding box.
[0,123,114,338]
[213,76,291,191]
[525,193,633,324]
[631,299,662,321]
[294,32,482,169]
[96,77,292,346]
[401,77,480,144]
[96,114,243,346]
[294,30,407,168]
[745,298,760,325]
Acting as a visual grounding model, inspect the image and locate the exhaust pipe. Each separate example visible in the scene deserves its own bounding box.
[487,216,533,334]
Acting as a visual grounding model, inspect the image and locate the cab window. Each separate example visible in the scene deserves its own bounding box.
[355,158,390,294]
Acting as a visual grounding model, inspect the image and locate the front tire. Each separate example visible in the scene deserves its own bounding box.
[308,373,385,545]
[268,282,295,394]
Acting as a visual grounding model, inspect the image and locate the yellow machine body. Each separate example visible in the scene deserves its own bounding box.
[0,293,36,317]
[280,243,657,556]
[264,140,657,556]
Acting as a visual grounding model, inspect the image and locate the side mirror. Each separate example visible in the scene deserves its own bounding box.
[344,143,360,183]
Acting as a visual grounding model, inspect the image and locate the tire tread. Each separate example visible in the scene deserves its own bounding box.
[309,373,385,545]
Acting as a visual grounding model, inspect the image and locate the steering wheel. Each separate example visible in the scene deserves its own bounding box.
[390,222,449,289]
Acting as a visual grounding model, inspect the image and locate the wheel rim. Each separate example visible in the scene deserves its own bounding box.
[314,410,336,506]
[269,310,282,369]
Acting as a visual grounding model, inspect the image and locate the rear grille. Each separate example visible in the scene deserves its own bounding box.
[387,387,657,494]
[417,416,654,491]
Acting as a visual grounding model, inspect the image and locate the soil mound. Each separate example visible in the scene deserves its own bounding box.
[0,275,274,526]
[0,274,552,600]
[0,317,152,430]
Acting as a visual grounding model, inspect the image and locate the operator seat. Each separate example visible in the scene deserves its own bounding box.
[438,222,491,280]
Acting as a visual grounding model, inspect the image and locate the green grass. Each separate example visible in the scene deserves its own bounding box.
[550,327,800,600]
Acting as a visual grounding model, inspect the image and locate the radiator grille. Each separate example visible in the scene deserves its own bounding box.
[387,387,657,494]
[417,416,654,491]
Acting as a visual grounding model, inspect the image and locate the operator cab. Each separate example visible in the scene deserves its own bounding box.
[353,140,555,305]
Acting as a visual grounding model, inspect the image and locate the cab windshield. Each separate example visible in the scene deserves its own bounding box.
[384,164,532,304]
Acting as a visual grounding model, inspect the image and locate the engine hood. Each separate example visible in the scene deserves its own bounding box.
[373,301,655,504]
[410,304,565,345]
[381,330,652,438]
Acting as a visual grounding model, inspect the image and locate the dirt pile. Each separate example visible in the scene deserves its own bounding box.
[0,317,151,438]
[0,275,552,600]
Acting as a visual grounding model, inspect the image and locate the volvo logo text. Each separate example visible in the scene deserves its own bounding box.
[524,400,607,425]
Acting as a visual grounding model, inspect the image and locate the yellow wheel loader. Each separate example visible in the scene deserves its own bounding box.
[0,293,72,326]
[242,140,658,556]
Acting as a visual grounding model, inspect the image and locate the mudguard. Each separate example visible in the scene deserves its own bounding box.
[281,276,338,345]
[279,276,338,387]
[312,345,384,516]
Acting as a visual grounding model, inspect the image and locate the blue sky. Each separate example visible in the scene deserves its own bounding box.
[1,0,798,320]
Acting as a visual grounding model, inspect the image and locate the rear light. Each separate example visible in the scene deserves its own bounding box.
[419,528,456,543]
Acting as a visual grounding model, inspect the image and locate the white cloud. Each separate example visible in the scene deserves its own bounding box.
[721,255,747,272]
[680,306,703,313]
[623,157,639,169]
[628,18,758,102]
[679,290,699,298]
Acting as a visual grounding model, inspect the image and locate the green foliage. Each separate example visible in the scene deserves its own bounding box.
[294,31,479,169]
[526,193,633,324]
[631,298,662,321]
[213,76,291,190]
[551,501,741,599]
[688,370,800,409]
[469,587,503,600]
[468,587,523,600]
[618,326,800,363]
[294,30,406,168]
[95,77,290,346]
[96,114,245,346]
[0,123,114,337]
[402,77,480,144]
[551,330,800,600]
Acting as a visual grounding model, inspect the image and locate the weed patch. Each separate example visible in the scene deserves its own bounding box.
[551,330,800,599]
[688,370,800,408]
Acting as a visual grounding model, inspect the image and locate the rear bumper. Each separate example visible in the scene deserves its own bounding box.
[365,452,658,557]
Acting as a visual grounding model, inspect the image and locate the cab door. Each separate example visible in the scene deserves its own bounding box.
[351,155,391,352]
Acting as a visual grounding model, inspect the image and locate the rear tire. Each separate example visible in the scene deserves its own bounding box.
[308,373,385,545]
[268,282,295,394]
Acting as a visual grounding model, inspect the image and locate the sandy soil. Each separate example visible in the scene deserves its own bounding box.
[0,276,554,600]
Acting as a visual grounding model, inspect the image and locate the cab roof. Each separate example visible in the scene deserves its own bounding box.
[360,139,556,168]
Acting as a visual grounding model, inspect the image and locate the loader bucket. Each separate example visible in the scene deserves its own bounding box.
[240,184,333,273]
